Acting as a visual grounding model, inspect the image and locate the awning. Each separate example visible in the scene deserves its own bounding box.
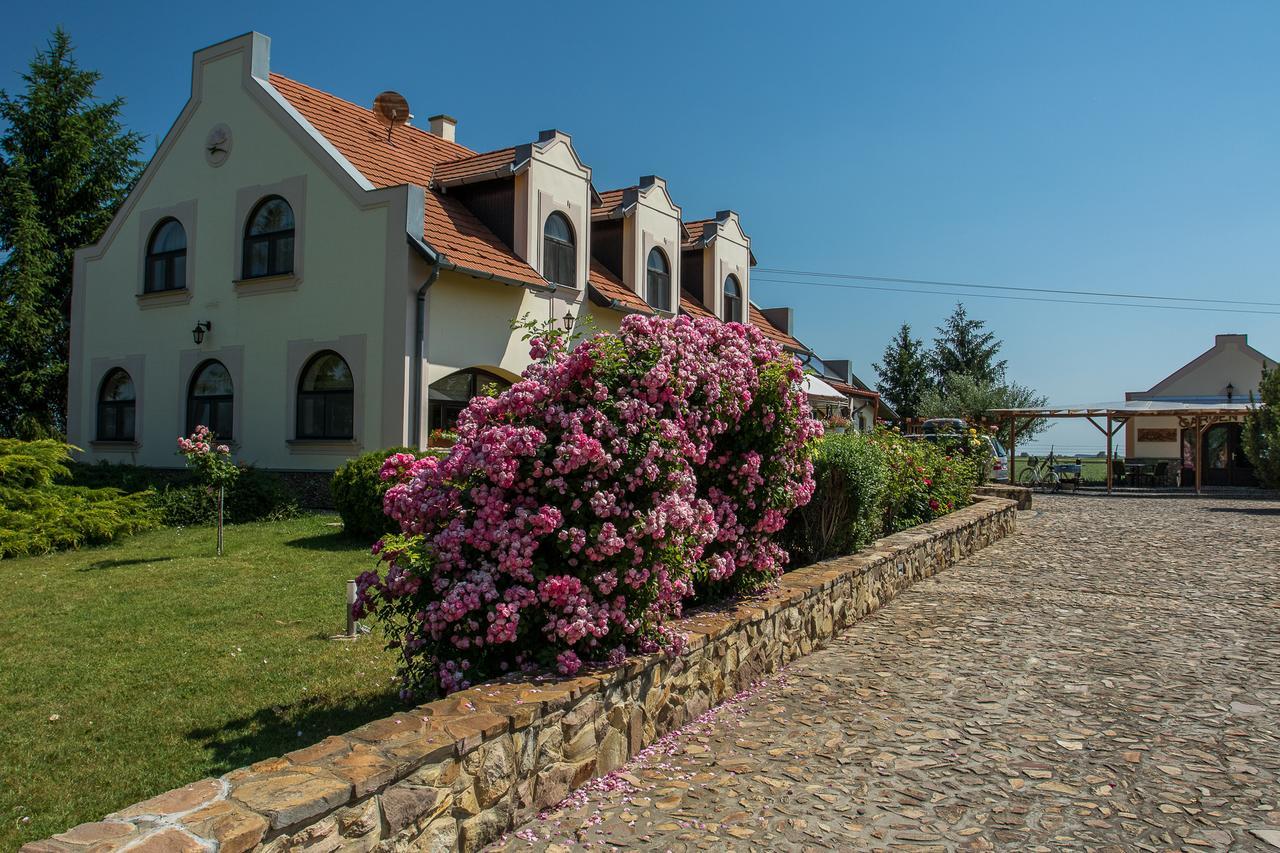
[804,374,848,402]
[989,401,1252,418]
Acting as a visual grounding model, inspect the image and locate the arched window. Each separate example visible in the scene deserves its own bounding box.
[297,351,354,440]
[645,248,671,311]
[144,218,187,293]
[428,368,511,432]
[542,212,576,287]
[97,369,136,441]
[187,360,233,439]
[723,274,743,323]
[243,196,295,278]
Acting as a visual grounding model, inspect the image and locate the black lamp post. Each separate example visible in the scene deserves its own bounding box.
[1226,382,1234,403]
[561,310,575,332]
[192,321,211,345]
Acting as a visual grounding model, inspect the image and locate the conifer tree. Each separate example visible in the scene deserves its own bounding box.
[0,28,143,436]
[873,323,932,420]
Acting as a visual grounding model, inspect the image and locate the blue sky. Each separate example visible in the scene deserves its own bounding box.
[4,1,1277,453]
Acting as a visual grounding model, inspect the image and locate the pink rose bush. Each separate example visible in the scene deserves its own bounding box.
[355,314,821,696]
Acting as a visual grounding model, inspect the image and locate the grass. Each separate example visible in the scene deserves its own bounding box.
[0,515,400,849]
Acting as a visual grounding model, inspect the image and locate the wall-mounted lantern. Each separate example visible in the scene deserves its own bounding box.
[192,321,212,345]
[1226,382,1235,403]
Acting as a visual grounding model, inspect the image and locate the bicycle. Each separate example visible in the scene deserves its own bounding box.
[1018,449,1061,491]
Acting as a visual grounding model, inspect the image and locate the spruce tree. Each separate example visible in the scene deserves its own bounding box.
[1243,366,1280,488]
[0,28,144,436]
[931,303,1007,388]
[873,323,932,420]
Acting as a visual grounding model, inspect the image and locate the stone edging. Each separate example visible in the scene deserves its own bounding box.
[975,483,1032,510]
[23,497,1018,853]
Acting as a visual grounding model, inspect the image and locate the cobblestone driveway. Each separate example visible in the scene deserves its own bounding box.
[491,495,1280,851]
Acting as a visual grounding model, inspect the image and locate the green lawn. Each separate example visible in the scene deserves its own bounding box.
[0,515,400,849]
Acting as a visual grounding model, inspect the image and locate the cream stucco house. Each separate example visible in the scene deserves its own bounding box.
[68,32,876,474]
[1125,333,1273,486]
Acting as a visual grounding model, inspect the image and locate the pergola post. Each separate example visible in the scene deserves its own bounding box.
[1105,413,1113,495]
[1008,417,1017,484]
[1195,417,1204,495]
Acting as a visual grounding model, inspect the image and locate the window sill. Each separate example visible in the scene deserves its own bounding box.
[90,440,140,450]
[287,438,361,455]
[235,274,301,295]
[136,288,192,309]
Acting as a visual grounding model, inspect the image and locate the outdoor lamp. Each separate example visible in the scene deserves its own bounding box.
[1226,382,1234,402]
[191,321,212,345]
[561,310,575,332]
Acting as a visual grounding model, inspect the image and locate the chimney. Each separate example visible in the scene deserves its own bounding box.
[824,359,853,384]
[759,306,794,335]
[428,114,457,143]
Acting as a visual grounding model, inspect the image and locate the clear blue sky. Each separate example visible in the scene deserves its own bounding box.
[4,0,1277,453]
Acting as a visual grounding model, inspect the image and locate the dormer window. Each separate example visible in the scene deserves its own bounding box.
[542,212,576,287]
[723,274,743,323]
[144,218,187,293]
[646,248,671,311]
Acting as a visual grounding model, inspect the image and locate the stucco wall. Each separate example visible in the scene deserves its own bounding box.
[69,36,409,470]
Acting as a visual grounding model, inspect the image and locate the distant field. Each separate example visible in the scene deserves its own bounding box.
[1012,454,1110,483]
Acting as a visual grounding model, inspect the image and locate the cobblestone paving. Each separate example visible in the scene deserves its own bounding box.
[491,495,1280,851]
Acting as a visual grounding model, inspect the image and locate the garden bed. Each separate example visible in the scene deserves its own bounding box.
[24,496,1017,853]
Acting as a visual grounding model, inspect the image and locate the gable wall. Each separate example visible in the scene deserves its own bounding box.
[69,36,408,470]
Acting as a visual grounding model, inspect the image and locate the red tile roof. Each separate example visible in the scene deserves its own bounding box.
[679,293,715,319]
[829,380,880,400]
[268,74,544,287]
[433,147,518,185]
[682,218,714,249]
[588,260,651,314]
[592,187,633,220]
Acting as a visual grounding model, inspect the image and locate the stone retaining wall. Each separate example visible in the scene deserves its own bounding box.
[25,497,1017,853]
[975,483,1032,510]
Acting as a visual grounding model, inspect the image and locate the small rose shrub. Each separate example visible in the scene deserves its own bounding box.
[874,429,977,532]
[356,315,821,696]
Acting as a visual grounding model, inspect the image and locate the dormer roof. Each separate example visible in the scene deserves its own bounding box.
[588,259,651,315]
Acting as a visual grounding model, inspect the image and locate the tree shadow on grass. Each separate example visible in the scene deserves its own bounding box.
[283,531,368,553]
[79,556,175,572]
[186,690,403,774]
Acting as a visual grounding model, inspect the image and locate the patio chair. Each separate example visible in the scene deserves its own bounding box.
[1152,460,1170,487]
[1110,458,1127,486]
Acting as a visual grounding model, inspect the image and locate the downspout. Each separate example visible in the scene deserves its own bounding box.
[411,263,441,448]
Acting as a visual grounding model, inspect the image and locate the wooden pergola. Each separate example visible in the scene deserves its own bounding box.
[989,401,1252,494]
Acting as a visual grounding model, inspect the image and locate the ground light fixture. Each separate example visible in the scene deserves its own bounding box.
[191,320,212,345]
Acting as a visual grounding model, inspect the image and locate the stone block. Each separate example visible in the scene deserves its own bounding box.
[379,785,449,836]
[327,743,399,799]
[128,828,206,852]
[51,821,138,848]
[458,801,512,852]
[112,779,222,820]
[229,768,352,830]
[180,799,269,853]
